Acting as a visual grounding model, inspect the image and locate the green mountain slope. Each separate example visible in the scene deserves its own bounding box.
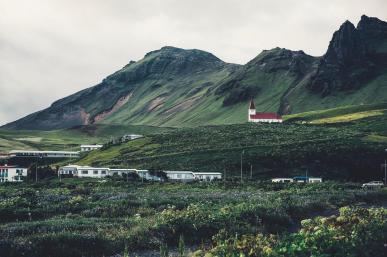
[3,15,387,130]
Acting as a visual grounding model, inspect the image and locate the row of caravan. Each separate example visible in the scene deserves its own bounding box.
[271,176,323,183]
[58,165,222,182]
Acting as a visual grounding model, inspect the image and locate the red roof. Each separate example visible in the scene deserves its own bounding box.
[250,113,282,120]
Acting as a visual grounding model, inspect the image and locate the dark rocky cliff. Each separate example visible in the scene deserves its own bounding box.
[309,15,387,95]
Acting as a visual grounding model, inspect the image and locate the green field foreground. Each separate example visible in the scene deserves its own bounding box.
[0,180,386,257]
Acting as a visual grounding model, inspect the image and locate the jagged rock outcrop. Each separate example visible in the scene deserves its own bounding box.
[309,15,387,95]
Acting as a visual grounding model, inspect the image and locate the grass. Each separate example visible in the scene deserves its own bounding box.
[284,102,387,122]
[309,109,386,124]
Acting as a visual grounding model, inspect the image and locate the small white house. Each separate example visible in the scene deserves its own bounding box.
[121,134,143,142]
[58,164,80,177]
[109,168,137,176]
[76,166,109,178]
[271,178,294,183]
[58,165,109,178]
[193,172,222,181]
[136,169,162,181]
[9,150,79,158]
[293,176,323,183]
[80,145,103,152]
[0,164,27,182]
[308,177,323,183]
[165,171,195,182]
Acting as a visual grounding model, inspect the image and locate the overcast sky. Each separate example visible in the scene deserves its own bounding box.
[1,0,386,126]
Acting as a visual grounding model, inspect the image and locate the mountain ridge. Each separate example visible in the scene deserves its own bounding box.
[3,15,387,130]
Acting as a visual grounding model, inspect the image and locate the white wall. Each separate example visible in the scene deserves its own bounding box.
[0,167,27,182]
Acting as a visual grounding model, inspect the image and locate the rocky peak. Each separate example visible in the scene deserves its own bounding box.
[247,48,316,76]
[144,46,224,67]
[110,46,226,83]
[357,15,387,31]
[308,15,387,95]
[357,15,387,54]
[324,20,364,65]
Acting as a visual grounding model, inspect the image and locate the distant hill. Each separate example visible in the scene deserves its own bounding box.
[3,15,387,130]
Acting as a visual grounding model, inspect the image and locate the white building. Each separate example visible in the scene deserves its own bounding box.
[165,171,195,182]
[58,165,109,178]
[9,150,79,158]
[248,100,283,123]
[293,176,323,183]
[136,169,163,181]
[121,134,143,142]
[0,164,27,182]
[308,178,323,183]
[271,178,294,183]
[80,145,103,152]
[109,168,137,176]
[58,164,80,176]
[193,172,222,181]
[272,177,323,183]
[76,166,109,178]
[57,165,222,182]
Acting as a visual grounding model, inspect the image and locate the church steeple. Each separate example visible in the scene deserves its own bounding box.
[249,99,255,110]
[248,99,256,121]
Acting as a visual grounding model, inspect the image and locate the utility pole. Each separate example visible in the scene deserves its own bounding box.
[383,159,387,185]
[240,150,244,183]
[250,164,253,180]
[223,161,226,182]
[125,158,129,183]
[35,156,38,183]
[35,154,42,183]
[384,149,387,185]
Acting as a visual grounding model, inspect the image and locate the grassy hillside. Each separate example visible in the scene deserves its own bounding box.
[286,71,387,114]
[75,103,387,181]
[0,124,172,152]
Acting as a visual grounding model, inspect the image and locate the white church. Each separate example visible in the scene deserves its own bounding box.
[248,99,283,123]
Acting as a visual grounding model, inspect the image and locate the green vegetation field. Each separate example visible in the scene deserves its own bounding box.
[0,180,386,257]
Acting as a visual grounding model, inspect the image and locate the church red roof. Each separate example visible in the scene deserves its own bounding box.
[250,113,282,120]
